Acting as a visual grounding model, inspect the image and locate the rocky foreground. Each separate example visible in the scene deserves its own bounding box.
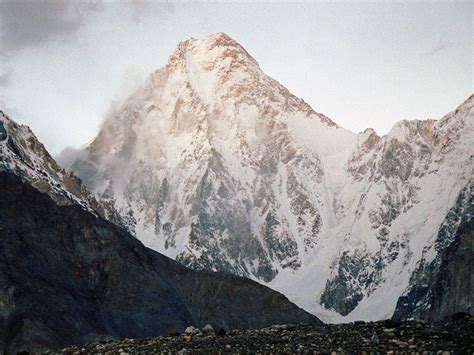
[61,314,473,354]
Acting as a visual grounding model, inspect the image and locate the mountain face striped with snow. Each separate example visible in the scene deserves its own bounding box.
[0,112,94,212]
[64,33,473,322]
[0,111,124,226]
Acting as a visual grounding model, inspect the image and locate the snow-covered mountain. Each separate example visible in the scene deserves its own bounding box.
[63,33,473,322]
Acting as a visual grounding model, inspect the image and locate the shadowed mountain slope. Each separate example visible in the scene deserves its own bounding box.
[0,171,319,353]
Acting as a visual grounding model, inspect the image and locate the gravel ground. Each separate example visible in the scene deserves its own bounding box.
[61,313,473,354]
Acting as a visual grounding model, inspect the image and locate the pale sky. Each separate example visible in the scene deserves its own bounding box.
[0,1,472,154]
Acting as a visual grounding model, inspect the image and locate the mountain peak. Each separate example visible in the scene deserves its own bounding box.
[67,32,473,323]
[199,32,240,47]
[166,32,259,71]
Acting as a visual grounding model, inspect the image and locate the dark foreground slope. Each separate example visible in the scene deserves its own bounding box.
[0,172,319,353]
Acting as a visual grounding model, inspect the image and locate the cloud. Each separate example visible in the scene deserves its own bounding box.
[0,94,21,121]
[127,1,174,23]
[55,146,88,171]
[0,1,102,55]
[0,69,12,87]
[424,39,454,56]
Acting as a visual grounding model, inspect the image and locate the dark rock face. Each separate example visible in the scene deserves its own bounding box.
[320,251,367,316]
[0,122,7,141]
[393,182,473,320]
[0,171,319,353]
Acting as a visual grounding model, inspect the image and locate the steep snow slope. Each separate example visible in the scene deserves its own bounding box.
[65,33,473,322]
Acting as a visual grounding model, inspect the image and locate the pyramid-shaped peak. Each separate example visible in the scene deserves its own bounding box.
[201,32,238,44]
[167,32,259,69]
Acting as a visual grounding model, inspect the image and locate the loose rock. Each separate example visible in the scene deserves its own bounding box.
[60,315,473,354]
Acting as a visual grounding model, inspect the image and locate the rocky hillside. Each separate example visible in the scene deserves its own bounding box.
[64,33,473,322]
[0,158,318,352]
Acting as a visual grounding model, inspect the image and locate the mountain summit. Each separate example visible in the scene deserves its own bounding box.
[168,32,260,69]
[65,34,473,322]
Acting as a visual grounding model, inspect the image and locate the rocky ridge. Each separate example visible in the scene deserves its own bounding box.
[0,111,122,225]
